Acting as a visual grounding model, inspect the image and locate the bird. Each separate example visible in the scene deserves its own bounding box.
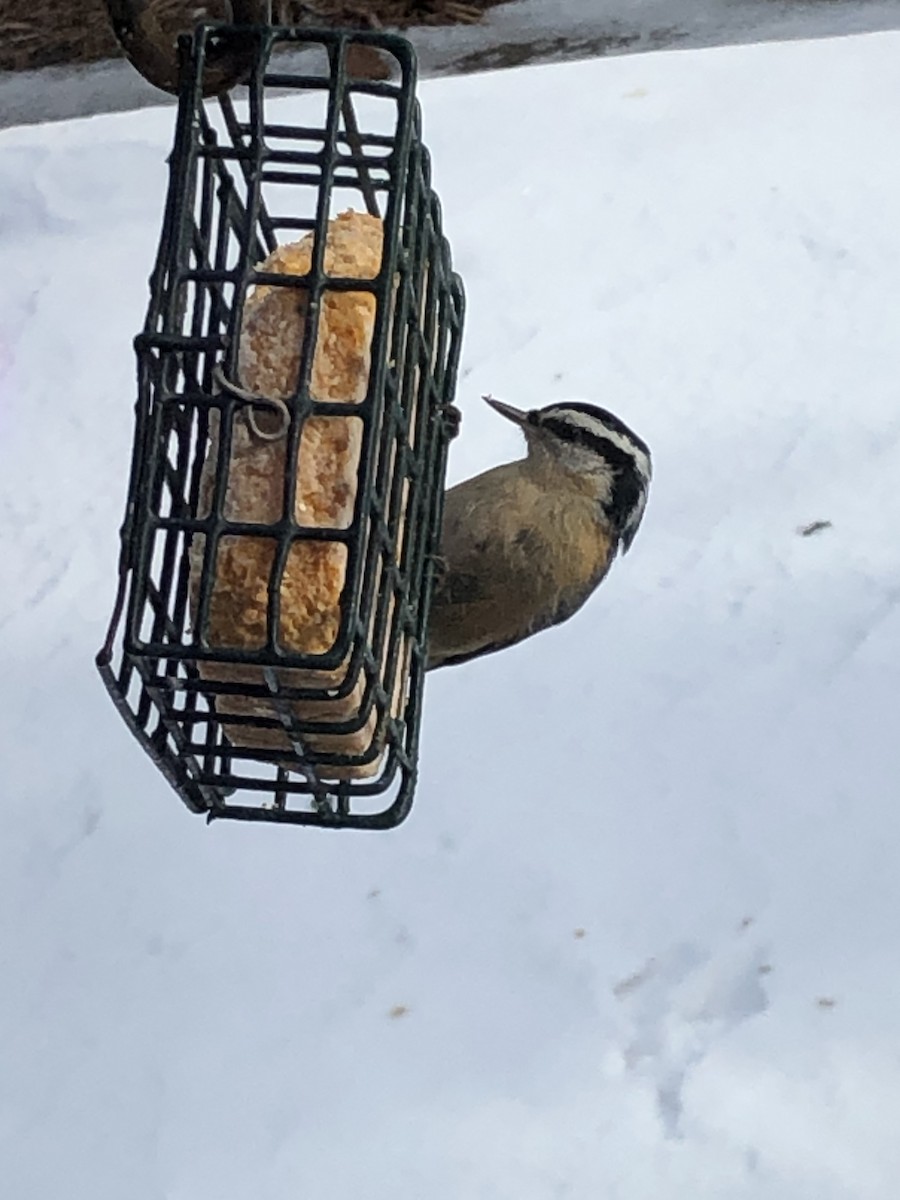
[426,395,651,670]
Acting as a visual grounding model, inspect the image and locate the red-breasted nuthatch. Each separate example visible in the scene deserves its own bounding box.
[427,396,652,670]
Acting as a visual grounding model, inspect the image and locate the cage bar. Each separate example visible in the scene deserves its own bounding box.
[97,24,465,829]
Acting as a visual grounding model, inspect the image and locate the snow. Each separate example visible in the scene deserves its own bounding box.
[2,29,900,1199]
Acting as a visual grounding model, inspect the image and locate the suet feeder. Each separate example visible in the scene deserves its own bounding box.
[97,16,465,829]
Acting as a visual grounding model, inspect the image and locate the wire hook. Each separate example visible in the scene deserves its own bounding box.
[213,363,291,442]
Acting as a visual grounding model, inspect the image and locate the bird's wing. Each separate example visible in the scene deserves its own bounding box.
[426,466,535,670]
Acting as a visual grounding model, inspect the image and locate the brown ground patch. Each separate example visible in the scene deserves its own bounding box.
[0,0,506,74]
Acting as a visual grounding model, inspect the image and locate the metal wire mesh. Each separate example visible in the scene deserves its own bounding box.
[97,24,465,828]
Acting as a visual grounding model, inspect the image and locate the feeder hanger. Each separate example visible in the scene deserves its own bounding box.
[105,0,270,95]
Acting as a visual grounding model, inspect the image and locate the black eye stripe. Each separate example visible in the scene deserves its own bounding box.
[536,418,646,475]
[609,466,645,545]
[531,404,651,463]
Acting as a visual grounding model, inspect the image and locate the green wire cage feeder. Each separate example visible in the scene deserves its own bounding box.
[97,16,465,829]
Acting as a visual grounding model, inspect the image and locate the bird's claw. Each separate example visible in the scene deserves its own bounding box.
[428,553,448,585]
[443,403,462,440]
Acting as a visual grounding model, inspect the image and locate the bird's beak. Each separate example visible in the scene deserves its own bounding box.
[482,395,530,427]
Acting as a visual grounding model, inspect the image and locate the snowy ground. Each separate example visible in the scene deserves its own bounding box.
[2,29,900,1200]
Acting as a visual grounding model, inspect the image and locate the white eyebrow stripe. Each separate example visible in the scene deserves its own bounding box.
[544,410,652,480]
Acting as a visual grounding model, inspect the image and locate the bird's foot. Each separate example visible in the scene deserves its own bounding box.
[443,403,462,440]
[428,553,448,586]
